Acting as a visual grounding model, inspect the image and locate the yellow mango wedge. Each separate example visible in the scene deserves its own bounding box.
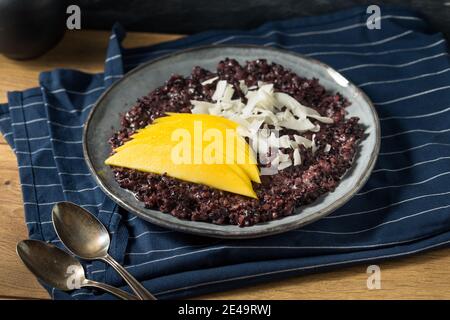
[151,113,253,154]
[117,114,260,183]
[105,144,257,198]
[159,113,258,160]
[117,129,254,189]
[115,131,252,186]
[106,113,261,198]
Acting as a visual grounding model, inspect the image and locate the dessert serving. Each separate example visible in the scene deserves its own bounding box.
[105,58,364,227]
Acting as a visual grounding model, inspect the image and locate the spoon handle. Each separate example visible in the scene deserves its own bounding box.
[83,279,139,300]
[103,254,156,300]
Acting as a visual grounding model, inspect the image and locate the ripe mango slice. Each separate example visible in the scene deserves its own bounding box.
[106,113,260,198]
[116,130,253,189]
[159,113,260,183]
[117,114,260,183]
[106,144,257,198]
[156,112,258,165]
[117,132,249,179]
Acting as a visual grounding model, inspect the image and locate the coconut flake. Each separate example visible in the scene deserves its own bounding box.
[201,76,219,86]
[279,135,291,148]
[260,125,270,138]
[268,132,279,148]
[309,115,334,124]
[245,109,279,126]
[248,119,265,133]
[236,126,250,138]
[220,85,235,102]
[293,135,313,148]
[279,117,316,132]
[311,134,318,154]
[190,100,215,114]
[212,80,228,101]
[190,80,333,159]
[255,131,270,154]
[275,109,295,123]
[257,81,266,88]
[278,159,292,170]
[219,101,234,110]
[243,84,277,115]
[324,143,331,153]
[278,150,290,163]
[230,99,245,113]
[289,140,299,149]
[310,124,321,133]
[293,148,301,165]
[209,104,223,116]
[223,113,250,129]
[239,80,248,94]
[259,83,274,94]
[273,92,333,124]
[271,155,280,168]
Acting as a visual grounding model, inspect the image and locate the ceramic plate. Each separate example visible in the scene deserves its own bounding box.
[83,45,380,239]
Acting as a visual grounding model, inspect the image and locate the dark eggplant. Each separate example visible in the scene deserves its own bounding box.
[0,0,67,60]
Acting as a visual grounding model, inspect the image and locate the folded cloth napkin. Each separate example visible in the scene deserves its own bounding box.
[1,5,450,299]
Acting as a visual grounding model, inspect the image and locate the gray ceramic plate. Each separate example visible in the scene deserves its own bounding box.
[83,45,380,239]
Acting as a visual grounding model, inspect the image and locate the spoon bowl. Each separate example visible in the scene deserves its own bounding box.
[52,202,156,300]
[16,239,138,300]
[17,239,85,290]
[52,202,110,259]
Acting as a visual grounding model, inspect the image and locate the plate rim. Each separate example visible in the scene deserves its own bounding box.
[83,44,381,239]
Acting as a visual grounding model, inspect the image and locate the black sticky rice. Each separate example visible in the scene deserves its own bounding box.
[109,59,363,227]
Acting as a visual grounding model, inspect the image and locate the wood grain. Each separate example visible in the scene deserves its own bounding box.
[0,30,182,103]
[1,30,449,300]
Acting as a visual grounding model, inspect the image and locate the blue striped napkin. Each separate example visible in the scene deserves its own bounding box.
[1,6,450,299]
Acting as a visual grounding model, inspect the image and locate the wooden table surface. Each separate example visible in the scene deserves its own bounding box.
[0,30,449,300]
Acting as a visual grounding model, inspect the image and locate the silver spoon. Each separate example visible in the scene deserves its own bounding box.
[52,202,156,300]
[17,239,138,300]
